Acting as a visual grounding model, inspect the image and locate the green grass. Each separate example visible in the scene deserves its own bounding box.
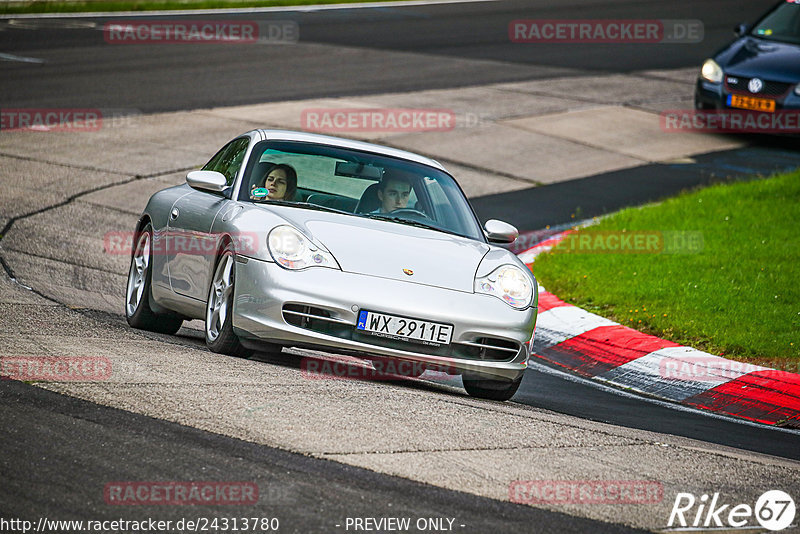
[1,0,398,14]
[532,170,800,366]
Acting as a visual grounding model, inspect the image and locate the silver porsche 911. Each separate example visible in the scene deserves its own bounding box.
[125,130,537,400]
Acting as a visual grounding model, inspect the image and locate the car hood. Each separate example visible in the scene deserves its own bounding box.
[716,37,800,82]
[267,206,490,292]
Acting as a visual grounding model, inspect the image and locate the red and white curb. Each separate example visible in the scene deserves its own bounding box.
[518,231,800,428]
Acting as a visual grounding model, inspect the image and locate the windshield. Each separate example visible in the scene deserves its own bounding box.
[238,140,485,241]
[751,1,800,44]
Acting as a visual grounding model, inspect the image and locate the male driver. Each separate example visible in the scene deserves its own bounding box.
[373,172,412,214]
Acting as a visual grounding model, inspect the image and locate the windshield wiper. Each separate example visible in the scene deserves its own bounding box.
[751,34,800,45]
[366,214,460,237]
[258,202,465,237]
[258,200,352,216]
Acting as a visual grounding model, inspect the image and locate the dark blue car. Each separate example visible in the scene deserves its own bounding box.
[695,0,800,112]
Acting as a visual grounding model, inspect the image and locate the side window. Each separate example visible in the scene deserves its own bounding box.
[202,138,250,186]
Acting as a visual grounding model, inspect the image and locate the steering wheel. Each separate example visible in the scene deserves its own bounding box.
[389,208,430,220]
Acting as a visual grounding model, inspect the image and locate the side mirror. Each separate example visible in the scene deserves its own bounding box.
[186,170,228,193]
[484,219,518,244]
[734,23,750,37]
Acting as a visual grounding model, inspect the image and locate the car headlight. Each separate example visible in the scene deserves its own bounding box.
[700,59,723,84]
[475,265,533,309]
[795,84,800,96]
[267,225,339,270]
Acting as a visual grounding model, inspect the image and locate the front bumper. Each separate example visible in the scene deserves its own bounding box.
[695,78,800,110]
[232,256,536,381]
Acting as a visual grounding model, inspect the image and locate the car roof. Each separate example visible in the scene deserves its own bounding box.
[253,129,447,172]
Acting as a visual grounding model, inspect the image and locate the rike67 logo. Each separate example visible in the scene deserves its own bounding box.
[668,490,796,531]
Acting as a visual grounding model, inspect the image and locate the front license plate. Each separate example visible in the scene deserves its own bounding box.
[356,311,453,346]
[728,94,776,112]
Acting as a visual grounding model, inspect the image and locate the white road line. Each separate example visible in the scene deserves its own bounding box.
[0,52,44,64]
[0,0,499,19]
[6,19,96,29]
[524,359,800,436]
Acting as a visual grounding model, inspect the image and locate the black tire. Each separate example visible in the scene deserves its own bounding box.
[462,374,523,401]
[125,223,184,335]
[694,96,713,111]
[205,246,253,358]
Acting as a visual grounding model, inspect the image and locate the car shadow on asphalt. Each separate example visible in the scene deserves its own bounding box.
[82,310,479,401]
[251,348,466,398]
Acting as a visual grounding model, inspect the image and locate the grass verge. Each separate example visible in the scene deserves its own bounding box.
[1,0,398,14]
[532,170,800,366]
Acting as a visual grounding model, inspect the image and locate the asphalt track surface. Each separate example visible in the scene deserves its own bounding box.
[0,0,780,112]
[518,363,800,462]
[471,144,800,231]
[2,0,799,531]
[1,380,644,534]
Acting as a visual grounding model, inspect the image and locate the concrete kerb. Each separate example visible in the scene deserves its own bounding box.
[518,231,800,429]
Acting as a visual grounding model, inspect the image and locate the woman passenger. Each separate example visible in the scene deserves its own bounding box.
[250,163,297,201]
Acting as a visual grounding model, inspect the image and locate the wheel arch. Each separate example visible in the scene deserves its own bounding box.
[204,232,237,303]
[134,213,151,232]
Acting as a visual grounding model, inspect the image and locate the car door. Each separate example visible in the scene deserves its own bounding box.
[167,137,250,301]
